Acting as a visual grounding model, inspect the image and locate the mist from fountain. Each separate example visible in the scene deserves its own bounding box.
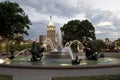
[1,30,120,66]
[56,29,63,50]
[42,29,85,61]
[69,40,86,60]
[43,38,54,50]
[62,47,74,60]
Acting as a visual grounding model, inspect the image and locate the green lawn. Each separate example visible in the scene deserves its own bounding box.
[52,74,120,80]
[0,74,13,80]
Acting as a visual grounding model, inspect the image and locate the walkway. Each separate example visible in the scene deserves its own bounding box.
[0,65,120,80]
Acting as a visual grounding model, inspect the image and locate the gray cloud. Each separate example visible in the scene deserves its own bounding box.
[24,22,46,40]
[15,0,80,18]
[84,9,120,40]
[1,0,120,40]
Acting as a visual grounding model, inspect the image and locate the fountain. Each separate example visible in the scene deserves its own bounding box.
[0,29,120,66]
[0,30,120,80]
[41,29,87,65]
[0,16,120,80]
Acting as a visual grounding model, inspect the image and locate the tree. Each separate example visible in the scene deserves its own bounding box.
[0,1,31,54]
[0,1,31,40]
[60,19,96,45]
[95,39,106,50]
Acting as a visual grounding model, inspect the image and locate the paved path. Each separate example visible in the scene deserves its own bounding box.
[0,66,120,80]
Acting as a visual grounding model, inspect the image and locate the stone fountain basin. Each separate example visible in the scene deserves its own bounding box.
[43,52,72,59]
[0,53,120,80]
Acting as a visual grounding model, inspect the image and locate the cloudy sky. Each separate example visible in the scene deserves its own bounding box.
[1,0,120,41]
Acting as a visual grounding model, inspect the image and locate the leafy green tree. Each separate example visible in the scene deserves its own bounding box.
[0,1,31,54]
[0,1,31,40]
[10,43,31,52]
[95,39,106,50]
[61,19,96,45]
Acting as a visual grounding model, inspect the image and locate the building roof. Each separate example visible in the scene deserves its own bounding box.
[48,16,54,26]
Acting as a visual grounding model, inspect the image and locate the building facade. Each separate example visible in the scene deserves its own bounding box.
[39,16,56,50]
[39,35,46,43]
[46,16,56,48]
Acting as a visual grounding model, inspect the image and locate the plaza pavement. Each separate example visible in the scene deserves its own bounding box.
[0,66,120,80]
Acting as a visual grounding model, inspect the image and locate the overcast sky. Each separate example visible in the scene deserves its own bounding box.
[1,0,120,41]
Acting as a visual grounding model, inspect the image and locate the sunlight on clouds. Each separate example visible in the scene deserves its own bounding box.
[117,11,120,18]
[110,32,119,36]
[108,11,120,21]
[53,16,69,24]
[22,6,41,22]
[58,0,78,8]
[43,13,86,25]
[92,0,120,12]
[72,13,86,21]
[95,31,102,34]
[110,32,120,39]
[97,22,116,30]
[97,21,112,26]
[77,0,93,9]
[21,5,50,22]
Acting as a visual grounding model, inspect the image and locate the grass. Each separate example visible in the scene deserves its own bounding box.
[0,74,13,80]
[52,74,120,80]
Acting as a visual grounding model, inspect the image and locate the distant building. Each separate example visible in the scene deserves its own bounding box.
[39,35,46,43]
[105,38,112,45]
[39,16,56,50]
[47,16,56,48]
[105,38,114,50]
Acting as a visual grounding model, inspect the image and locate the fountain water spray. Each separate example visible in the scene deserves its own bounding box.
[43,38,54,50]
[56,29,63,50]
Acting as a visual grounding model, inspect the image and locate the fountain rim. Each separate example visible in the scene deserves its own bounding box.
[0,63,120,69]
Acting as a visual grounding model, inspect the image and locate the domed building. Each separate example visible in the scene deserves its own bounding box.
[39,16,56,50]
[47,16,56,48]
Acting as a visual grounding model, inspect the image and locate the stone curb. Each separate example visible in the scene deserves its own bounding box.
[0,63,120,69]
